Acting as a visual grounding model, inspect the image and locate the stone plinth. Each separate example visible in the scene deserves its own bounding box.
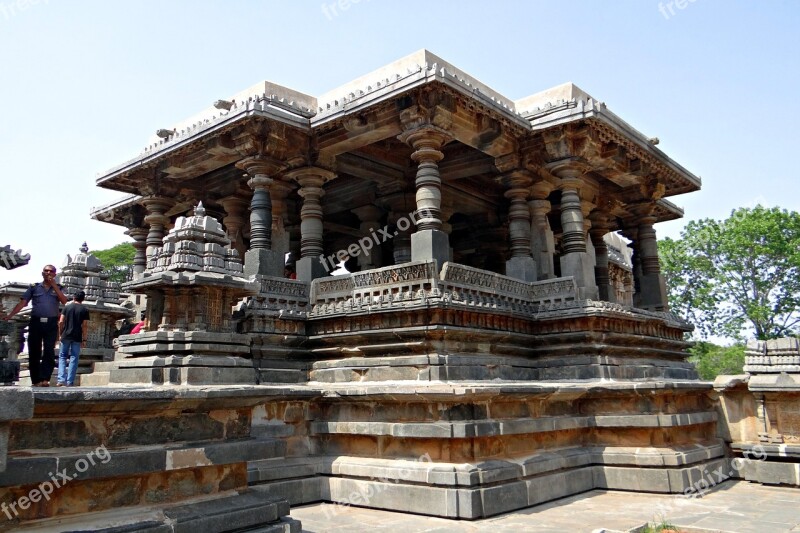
[307,261,694,382]
[237,275,310,383]
[246,381,723,519]
[0,387,300,531]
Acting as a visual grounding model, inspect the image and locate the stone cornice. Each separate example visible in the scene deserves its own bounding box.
[313,49,529,131]
[522,96,700,197]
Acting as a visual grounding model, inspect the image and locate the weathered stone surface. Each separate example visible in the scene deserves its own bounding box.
[0,361,19,384]
[0,388,33,422]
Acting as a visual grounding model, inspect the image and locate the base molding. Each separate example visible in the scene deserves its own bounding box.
[249,444,727,519]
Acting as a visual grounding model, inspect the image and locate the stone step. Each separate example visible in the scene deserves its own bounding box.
[1,438,287,487]
[9,490,300,532]
[92,361,117,372]
[248,457,324,506]
[77,371,110,386]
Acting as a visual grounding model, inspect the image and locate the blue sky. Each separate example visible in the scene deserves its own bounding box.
[1,0,798,285]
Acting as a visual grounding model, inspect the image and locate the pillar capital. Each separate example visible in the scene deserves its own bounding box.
[626,201,658,221]
[398,125,451,158]
[285,166,336,188]
[352,204,384,222]
[589,215,612,241]
[494,153,521,174]
[141,196,174,218]
[219,195,250,213]
[235,155,284,179]
[501,169,534,195]
[547,158,590,179]
[247,175,273,191]
[531,179,556,200]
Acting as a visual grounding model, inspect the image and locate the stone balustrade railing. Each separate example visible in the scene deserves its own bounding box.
[309,261,578,318]
[744,337,800,374]
[237,275,310,324]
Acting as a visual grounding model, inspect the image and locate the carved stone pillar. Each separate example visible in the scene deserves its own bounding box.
[142,197,173,265]
[398,125,451,269]
[270,181,294,268]
[589,222,612,302]
[220,196,249,260]
[383,192,415,265]
[504,171,535,281]
[125,227,148,279]
[285,166,336,281]
[352,205,384,271]
[582,200,597,271]
[237,156,283,278]
[529,197,555,280]
[390,216,412,264]
[636,215,669,311]
[551,164,598,299]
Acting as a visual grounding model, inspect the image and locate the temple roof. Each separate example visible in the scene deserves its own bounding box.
[92,50,701,234]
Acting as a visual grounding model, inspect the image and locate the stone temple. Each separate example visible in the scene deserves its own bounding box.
[1,50,795,531]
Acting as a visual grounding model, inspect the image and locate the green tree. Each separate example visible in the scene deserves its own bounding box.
[659,206,800,340]
[688,341,745,380]
[93,243,136,284]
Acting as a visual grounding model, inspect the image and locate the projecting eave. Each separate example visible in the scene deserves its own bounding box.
[95,96,313,189]
[518,84,701,197]
[653,197,685,223]
[312,49,530,131]
[90,194,141,227]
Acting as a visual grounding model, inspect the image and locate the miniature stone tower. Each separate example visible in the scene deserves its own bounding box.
[110,203,259,385]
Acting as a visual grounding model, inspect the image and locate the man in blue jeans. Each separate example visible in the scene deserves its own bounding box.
[57,290,90,386]
[1,264,68,386]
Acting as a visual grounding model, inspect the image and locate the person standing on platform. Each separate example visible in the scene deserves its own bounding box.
[57,290,90,387]
[0,264,68,386]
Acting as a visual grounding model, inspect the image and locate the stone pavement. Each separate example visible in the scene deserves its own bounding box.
[290,481,800,533]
